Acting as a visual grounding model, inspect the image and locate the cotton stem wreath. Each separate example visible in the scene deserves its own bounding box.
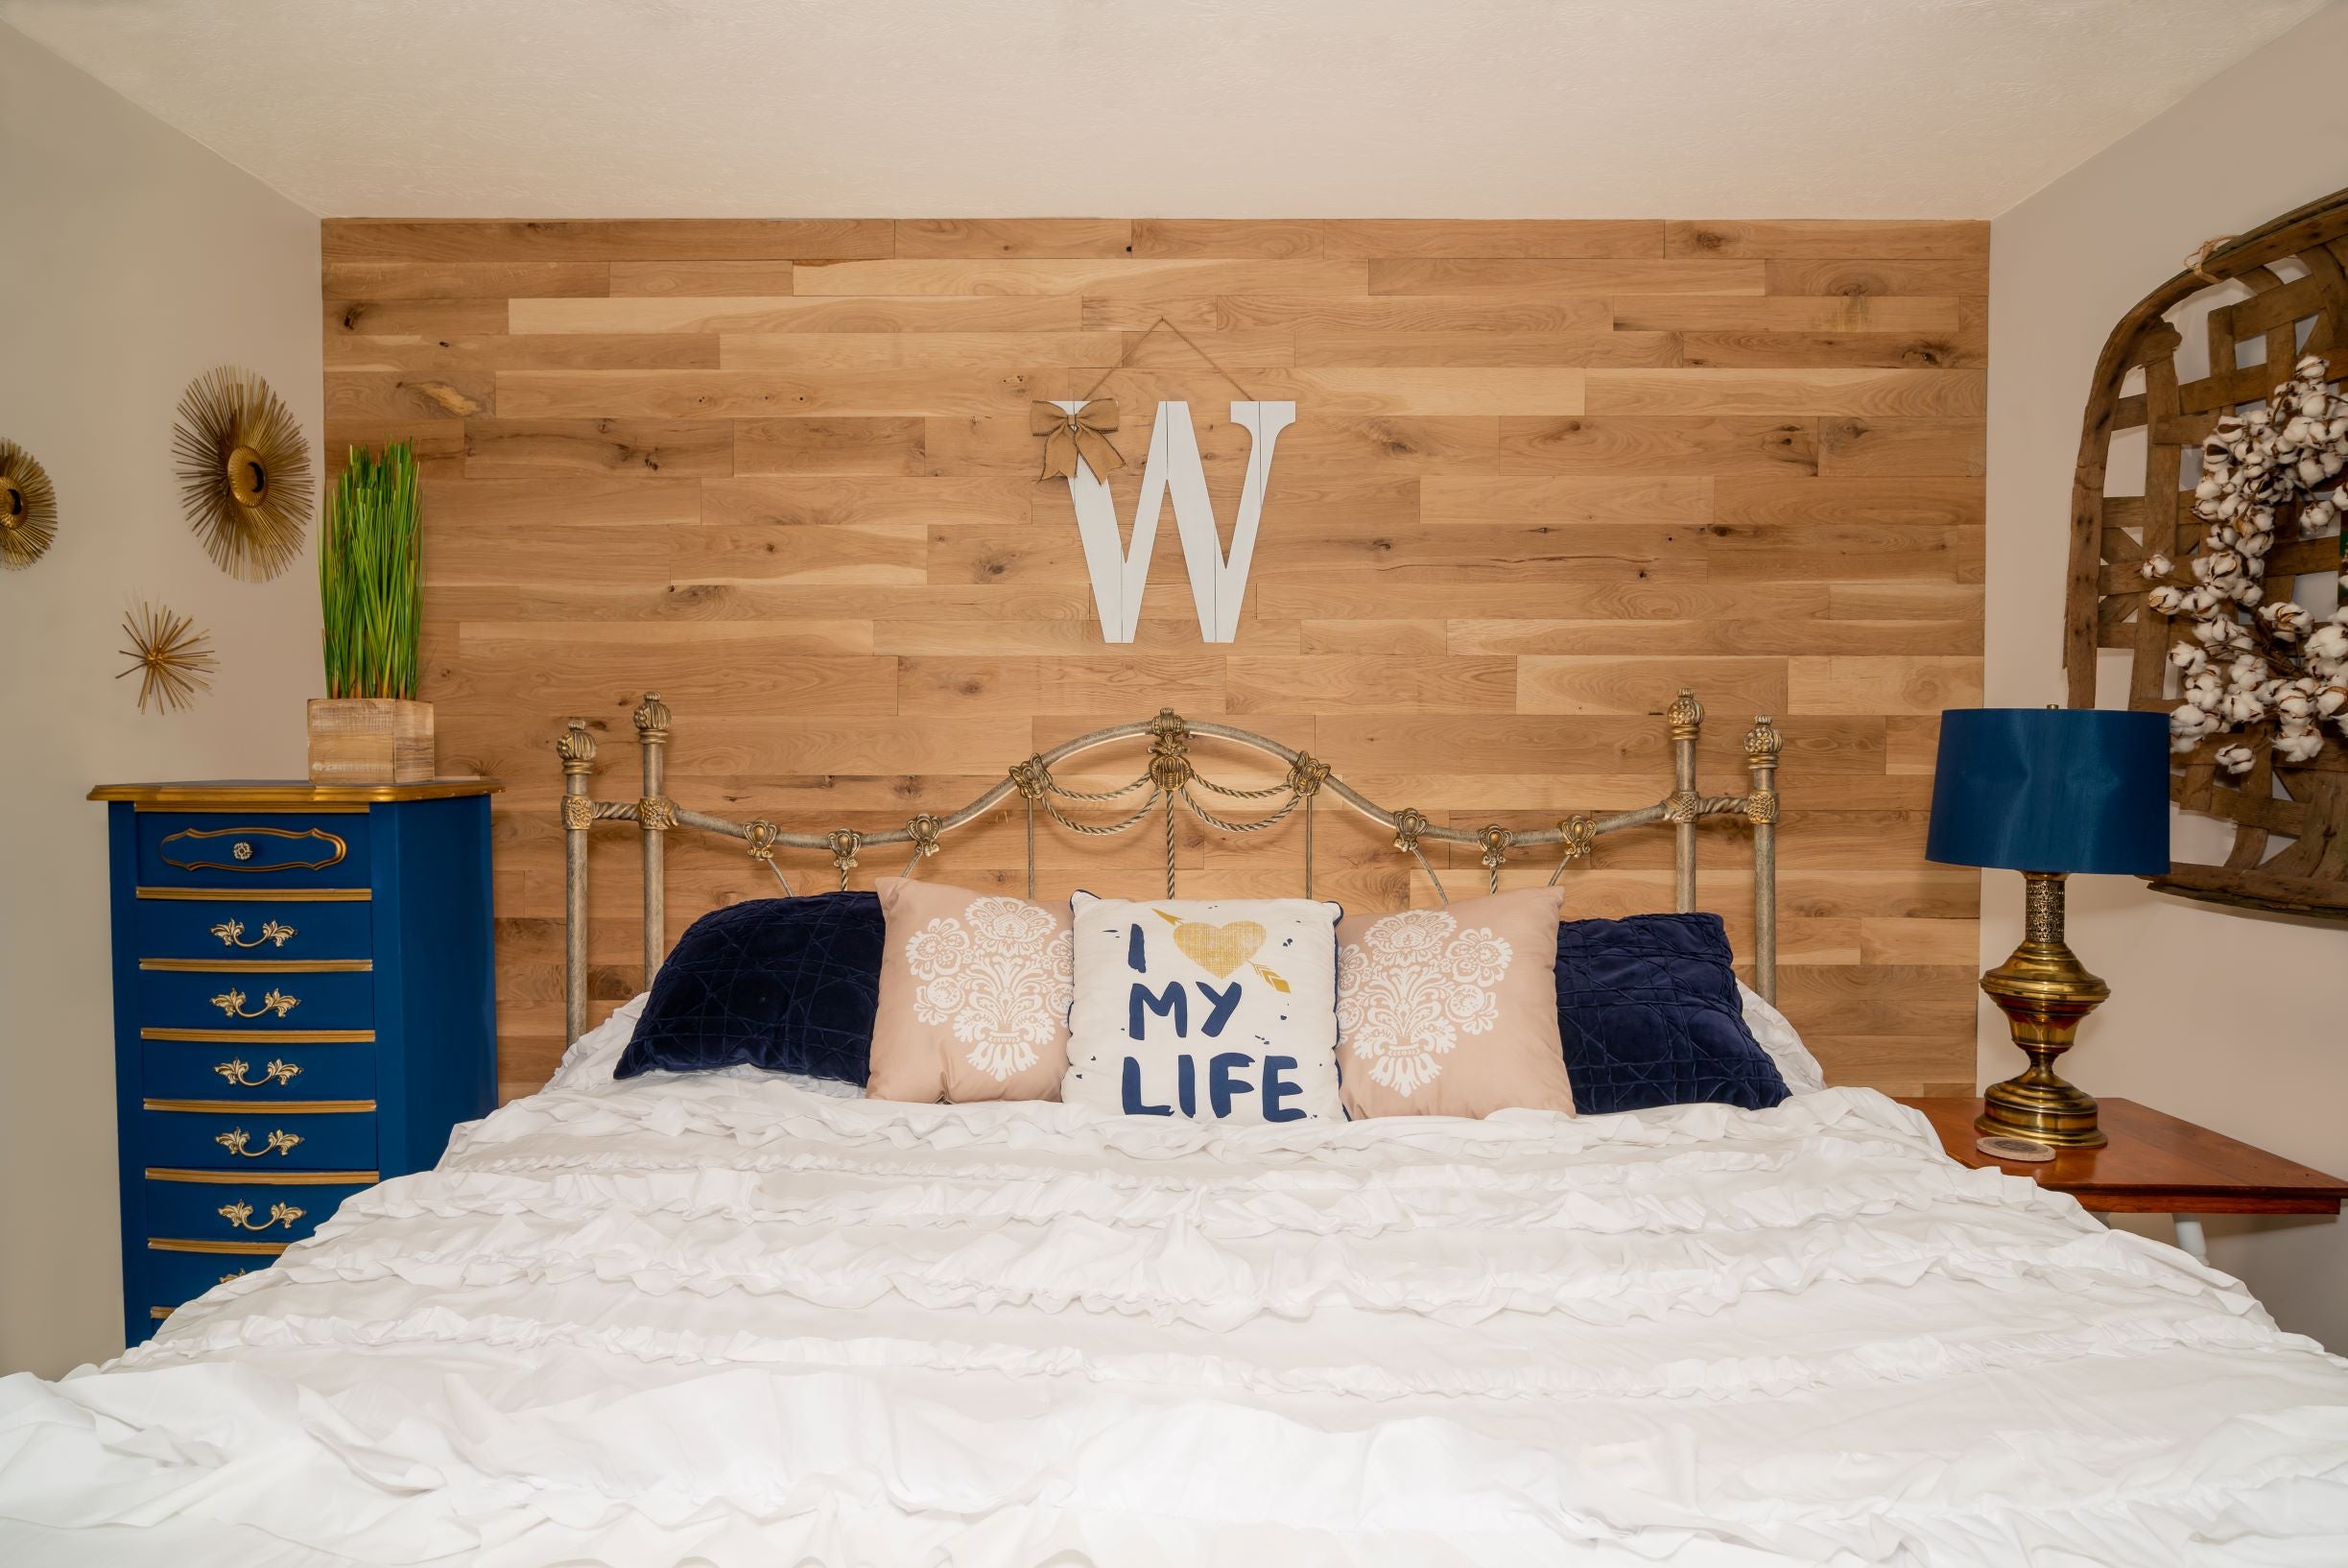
[2137,353,2348,773]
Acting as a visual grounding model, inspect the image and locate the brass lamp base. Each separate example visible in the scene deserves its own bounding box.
[1975,871,2109,1149]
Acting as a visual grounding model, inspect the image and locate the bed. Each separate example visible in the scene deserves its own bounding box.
[5,694,2346,1565]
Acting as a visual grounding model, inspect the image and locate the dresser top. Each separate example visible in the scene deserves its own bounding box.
[88,779,502,806]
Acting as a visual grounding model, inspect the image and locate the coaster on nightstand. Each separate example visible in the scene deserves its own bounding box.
[1976,1134,2057,1163]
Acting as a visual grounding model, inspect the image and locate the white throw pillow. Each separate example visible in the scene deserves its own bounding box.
[1737,981,1826,1094]
[1062,891,1344,1123]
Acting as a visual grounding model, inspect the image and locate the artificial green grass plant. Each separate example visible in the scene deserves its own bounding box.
[320,442,421,701]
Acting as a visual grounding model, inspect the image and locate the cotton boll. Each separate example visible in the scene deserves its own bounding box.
[2306,625,2348,667]
[2274,686,2315,722]
[2214,744,2258,774]
[2274,729,2325,763]
[2184,671,2225,711]
[2146,584,2185,614]
[2259,601,2312,639]
[2239,531,2274,558]
[2168,641,2207,673]
[2140,553,2173,580]
[2220,691,2265,724]
[2169,703,2218,744]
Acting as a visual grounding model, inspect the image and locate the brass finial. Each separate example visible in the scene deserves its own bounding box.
[1668,687,1704,740]
[906,813,943,857]
[1477,824,1512,870]
[1390,807,1430,853]
[1744,715,1782,767]
[557,719,597,772]
[1147,708,1193,791]
[826,828,862,874]
[632,692,672,741]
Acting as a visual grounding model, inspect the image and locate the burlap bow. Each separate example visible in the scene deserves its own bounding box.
[1031,399,1126,480]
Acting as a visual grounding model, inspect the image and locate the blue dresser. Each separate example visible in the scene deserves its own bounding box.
[87,780,501,1345]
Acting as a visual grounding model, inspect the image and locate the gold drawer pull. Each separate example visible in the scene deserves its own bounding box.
[215,1128,302,1158]
[219,1270,249,1284]
[218,1200,304,1232]
[213,1057,301,1088]
[210,987,298,1020]
[209,918,296,949]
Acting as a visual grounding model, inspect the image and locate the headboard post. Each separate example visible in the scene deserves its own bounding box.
[1667,688,1704,913]
[1744,717,1783,1004]
[633,693,673,987]
[557,718,597,1046]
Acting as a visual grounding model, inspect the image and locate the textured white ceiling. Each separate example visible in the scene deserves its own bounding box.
[0,0,2328,219]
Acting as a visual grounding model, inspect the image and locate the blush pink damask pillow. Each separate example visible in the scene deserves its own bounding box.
[1335,885,1576,1120]
[868,877,1072,1104]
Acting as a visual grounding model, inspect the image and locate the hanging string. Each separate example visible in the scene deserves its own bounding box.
[1076,317,1259,405]
[2185,234,2239,286]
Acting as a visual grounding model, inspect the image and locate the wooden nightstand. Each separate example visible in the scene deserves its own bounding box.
[1897,1098,2348,1262]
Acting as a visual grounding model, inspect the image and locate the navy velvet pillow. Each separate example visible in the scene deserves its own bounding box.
[614,891,883,1083]
[1553,912,1788,1115]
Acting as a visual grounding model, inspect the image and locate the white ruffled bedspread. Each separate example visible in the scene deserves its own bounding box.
[5,1079,2347,1566]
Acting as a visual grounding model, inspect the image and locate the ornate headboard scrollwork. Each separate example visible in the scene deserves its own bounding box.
[554,689,1786,1043]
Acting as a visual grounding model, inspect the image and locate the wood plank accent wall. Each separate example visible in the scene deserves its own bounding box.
[320,217,1988,1100]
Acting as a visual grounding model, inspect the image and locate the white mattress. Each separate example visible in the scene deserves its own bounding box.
[4,1070,2347,1566]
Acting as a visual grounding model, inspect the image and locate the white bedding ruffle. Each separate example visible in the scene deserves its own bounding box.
[3,1081,2345,1566]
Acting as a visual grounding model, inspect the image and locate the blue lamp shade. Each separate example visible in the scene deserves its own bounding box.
[1925,707,2170,876]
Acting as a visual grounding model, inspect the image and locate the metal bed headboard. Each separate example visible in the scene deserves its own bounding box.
[554,688,1783,1044]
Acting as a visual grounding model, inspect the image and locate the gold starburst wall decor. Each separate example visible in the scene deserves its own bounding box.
[117,601,218,715]
[173,366,313,581]
[0,438,59,570]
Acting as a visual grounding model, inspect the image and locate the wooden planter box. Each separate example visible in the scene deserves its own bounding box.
[308,699,436,784]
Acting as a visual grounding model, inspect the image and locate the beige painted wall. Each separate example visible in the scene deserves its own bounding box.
[0,27,320,1376]
[1985,1,2348,1347]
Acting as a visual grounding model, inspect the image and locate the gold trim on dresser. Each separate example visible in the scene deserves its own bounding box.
[143,959,373,973]
[144,1099,375,1114]
[159,825,348,873]
[91,780,501,807]
[147,1167,378,1185]
[137,887,370,902]
[146,1238,289,1256]
[141,1029,372,1043]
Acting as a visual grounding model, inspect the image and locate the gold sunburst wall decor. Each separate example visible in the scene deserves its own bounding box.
[173,366,313,581]
[0,438,59,570]
[117,600,218,715]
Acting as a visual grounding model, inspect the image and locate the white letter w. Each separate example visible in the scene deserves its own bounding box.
[1048,398,1296,644]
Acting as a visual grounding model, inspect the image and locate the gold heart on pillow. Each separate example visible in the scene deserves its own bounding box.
[1169,918,1267,979]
